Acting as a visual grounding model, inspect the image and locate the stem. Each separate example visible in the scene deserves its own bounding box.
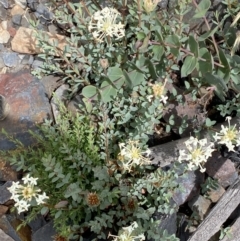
[137,0,142,27]
[192,0,220,59]
[149,40,224,68]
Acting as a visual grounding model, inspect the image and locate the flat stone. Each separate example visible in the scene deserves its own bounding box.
[32,221,57,241]
[40,75,62,99]
[172,168,204,206]
[2,52,20,67]
[0,182,13,204]
[10,4,25,16]
[0,29,10,44]
[207,184,225,203]
[14,0,27,9]
[0,0,9,8]
[0,5,8,20]
[188,195,211,220]
[0,215,31,241]
[0,229,14,241]
[0,205,8,217]
[12,14,22,26]
[0,71,52,150]
[35,3,54,24]
[11,27,67,55]
[0,160,18,181]
[205,151,238,188]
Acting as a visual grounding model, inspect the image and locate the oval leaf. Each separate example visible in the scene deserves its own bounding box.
[181,56,197,77]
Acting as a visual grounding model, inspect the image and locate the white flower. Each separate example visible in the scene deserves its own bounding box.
[178,136,214,172]
[35,192,49,205]
[7,181,20,194]
[118,141,151,172]
[213,116,240,152]
[15,199,30,214]
[88,7,125,43]
[22,174,38,186]
[109,222,145,241]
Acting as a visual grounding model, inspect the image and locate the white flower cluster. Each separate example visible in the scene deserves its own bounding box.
[119,140,151,172]
[88,7,125,43]
[109,222,145,241]
[178,137,215,172]
[213,116,240,152]
[8,174,49,214]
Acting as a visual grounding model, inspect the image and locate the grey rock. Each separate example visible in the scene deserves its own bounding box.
[2,52,20,68]
[12,14,22,26]
[188,195,211,220]
[34,3,54,24]
[27,0,39,11]
[0,44,5,51]
[172,168,204,206]
[31,58,44,70]
[32,221,57,241]
[0,182,12,204]
[0,229,14,241]
[0,0,9,8]
[0,57,5,68]
[0,5,8,20]
[19,54,34,65]
[40,75,62,99]
[28,215,47,233]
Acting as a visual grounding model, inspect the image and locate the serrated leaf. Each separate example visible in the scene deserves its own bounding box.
[181,56,197,77]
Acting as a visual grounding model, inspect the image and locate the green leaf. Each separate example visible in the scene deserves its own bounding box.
[198,26,218,41]
[189,35,199,57]
[139,33,150,53]
[82,86,97,98]
[193,0,211,18]
[100,81,117,103]
[181,56,197,77]
[198,47,213,75]
[145,59,157,80]
[166,34,180,57]
[202,73,227,101]
[128,70,145,87]
[152,45,164,60]
[205,118,216,127]
[108,67,124,82]
[41,206,49,215]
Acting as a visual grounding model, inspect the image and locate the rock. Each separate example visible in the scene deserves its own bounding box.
[19,54,34,65]
[188,195,211,220]
[207,184,225,203]
[0,57,5,68]
[51,84,69,122]
[0,160,18,181]
[0,28,10,44]
[32,221,57,241]
[31,57,44,70]
[0,5,8,20]
[27,0,39,11]
[0,71,52,150]
[0,0,9,8]
[11,27,67,55]
[10,4,25,16]
[12,14,22,26]
[40,75,62,99]
[3,215,31,241]
[14,0,27,9]
[172,168,204,206]
[0,182,12,204]
[0,229,14,241]
[0,205,9,217]
[28,215,47,233]
[205,151,238,188]
[34,3,54,24]
[1,52,20,67]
